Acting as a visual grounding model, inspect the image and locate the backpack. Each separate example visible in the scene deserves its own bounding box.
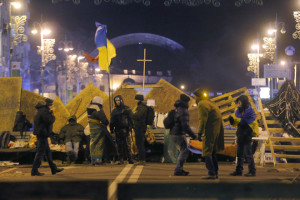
[145,106,155,126]
[0,131,11,149]
[163,109,176,129]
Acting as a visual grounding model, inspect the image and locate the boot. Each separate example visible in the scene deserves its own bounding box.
[51,168,64,175]
[31,171,45,176]
[230,171,242,176]
[244,172,256,177]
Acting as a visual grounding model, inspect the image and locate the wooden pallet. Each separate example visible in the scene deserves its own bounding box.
[258,98,300,167]
[210,87,261,126]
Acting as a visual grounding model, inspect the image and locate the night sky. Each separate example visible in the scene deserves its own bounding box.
[29,0,300,92]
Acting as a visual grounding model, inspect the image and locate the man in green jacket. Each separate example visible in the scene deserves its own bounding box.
[59,115,84,163]
[194,88,224,179]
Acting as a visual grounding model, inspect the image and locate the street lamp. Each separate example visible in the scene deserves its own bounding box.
[8,1,22,77]
[180,85,185,90]
[31,21,55,95]
[58,38,74,104]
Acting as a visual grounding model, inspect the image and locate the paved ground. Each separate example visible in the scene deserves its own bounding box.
[1,162,300,200]
[0,161,299,183]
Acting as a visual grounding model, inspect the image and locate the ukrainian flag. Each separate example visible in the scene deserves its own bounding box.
[95,22,116,72]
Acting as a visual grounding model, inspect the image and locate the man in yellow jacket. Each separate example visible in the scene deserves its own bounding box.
[194,89,224,179]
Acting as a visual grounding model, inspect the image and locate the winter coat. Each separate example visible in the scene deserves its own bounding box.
[110,95,133,132]
[170,100,196,138]
[33,101,55,138]
[231,106,258,137]
[87,103,109,126]
[59,116,84,143]
[197,99,224,156]
[133,101,147,128]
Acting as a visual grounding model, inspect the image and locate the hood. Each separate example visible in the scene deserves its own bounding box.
[114,95,124,107]
[68,115,77,122]
[35,100,47,109]
[174,100,188,108]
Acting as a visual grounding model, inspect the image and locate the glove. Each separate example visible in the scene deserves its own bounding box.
[228,116,234,125]
[198,133,203,141]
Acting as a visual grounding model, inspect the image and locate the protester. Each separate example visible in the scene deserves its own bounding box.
[87,96,110,165]
[194,89,224,179]
[59,115,84,164]
[110,95,134,164]
[170,94,197,176]
[31,98,64,176]
[229,95,258,177]
[132,93,148,165]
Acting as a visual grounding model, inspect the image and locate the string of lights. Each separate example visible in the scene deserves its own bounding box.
[51,0,263,7]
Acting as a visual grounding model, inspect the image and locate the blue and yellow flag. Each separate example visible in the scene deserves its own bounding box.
[95,22,116,72]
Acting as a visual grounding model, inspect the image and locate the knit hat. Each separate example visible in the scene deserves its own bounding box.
[135,94,144,101]
[180,94,190,103]
[45,98,53,106]
[92,96,103,105]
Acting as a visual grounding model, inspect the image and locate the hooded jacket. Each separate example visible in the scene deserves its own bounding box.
[87,102,109,126]
[33,101,55,138]
[59,115,84,143]
[133,100,148,128]
[170,100,196,138]
[110,95,133,132]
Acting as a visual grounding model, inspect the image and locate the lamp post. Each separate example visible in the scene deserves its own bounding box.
[8,1,22,77]
[31,21,55,96]
[58,38,73,104]
[263,15,285,98]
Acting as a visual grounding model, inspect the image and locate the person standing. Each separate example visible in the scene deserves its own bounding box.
[229,95,257,177]
[170,94,197,176]
[87,96,110,165]
[59,115,84,164]
[194,89,224,179]
[110,95,134,164]
[31,98,64,176]
[132,94,148,165]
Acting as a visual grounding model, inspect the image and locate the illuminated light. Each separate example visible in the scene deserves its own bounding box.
[58,47,63,51]
[260,87,270,99]
[31,29,38,34]
[71,55,77,59]
[262,44,267,49]
[11,2,21,9]
[42,29,51,35]
[267,29,277,35]
[64,48,70,52]
[69,47,74,51]
[280,60,286,65]
[203,93,208,97]
[113,83,120,90]
[251,44,259,50]
[78,56,85,61]
[95,68,100,72]
[180,85,185,90]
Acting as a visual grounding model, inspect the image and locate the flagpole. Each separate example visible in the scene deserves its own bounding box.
[108,71,112,114]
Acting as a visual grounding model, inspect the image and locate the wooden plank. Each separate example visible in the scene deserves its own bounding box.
[270,137,300,142]
[274,154,300,159]
[258,98,276,166]
[272,145,300,150]
[211,87,247,102]
[269,128,285,133]
[215,97,238,107]
[266,120,282,125]
[275,163,300,168]
[220,105,236,114]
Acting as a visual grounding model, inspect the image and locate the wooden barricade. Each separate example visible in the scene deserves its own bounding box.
[210,87,261,126]
[258,98,300,167]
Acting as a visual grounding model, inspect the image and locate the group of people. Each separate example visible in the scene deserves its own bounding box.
[30,88,258,179]
[30,93,149,175]
[169,89,258,179]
